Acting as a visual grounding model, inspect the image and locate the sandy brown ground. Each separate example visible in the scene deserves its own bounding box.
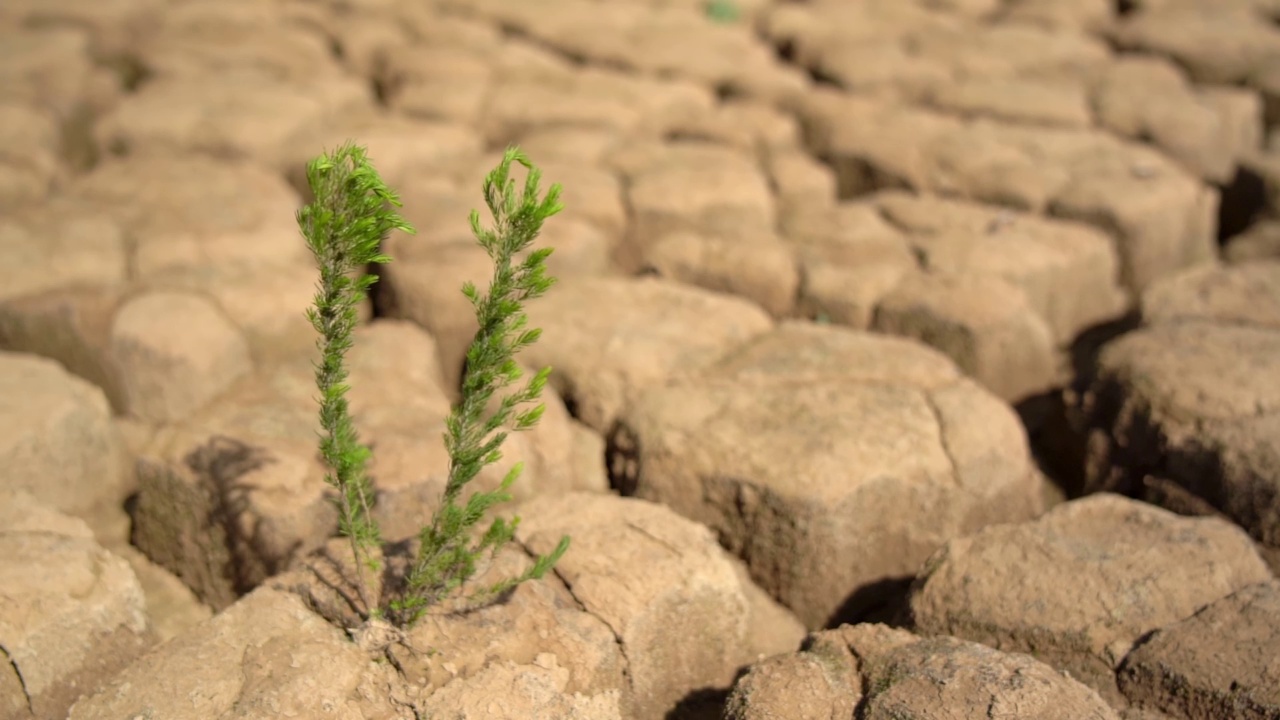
[1,0,1278,718]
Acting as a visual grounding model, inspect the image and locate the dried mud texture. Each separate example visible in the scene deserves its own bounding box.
[520,276,775,433]
[4,0,1280,716]
[277,493,797,719]
[0,352,126,536]
[1077,262,1280,570]
[68,586,407,720]
[1118,580,1280,719]
[726,623,1118,720]
[0,490,153,720]
[908,494,1274,704]
[613,321,1043,629]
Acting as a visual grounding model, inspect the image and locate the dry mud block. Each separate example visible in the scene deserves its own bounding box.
[0,25,120,200]
[1109,3,1280,91]
[762,2,1112,97]
[110,290,252,424]
[0,23,120,121]
[726,624,1118,720]
[276,493,802,719]
[1117,580,1280,719]
[68,586,406,720]
[874,272,1062,403]
[108,543,213,644]
[1225,219,1280,264]
[641,231,800,318]
[798,89,1218,296]
[513,493,806,719]
[301,540,630,719]
[765,2,1260,184]
[95,69,368,164]
[1090,56,1261,185]
[873,193,1129,348]
[0,351,125,534]
[1076,262,1280,568]
[0,205,130,408]
[61,152,305,279]
[784,193,1127,403]
[0,489,152,720]
[119,0,348,86]
[131,320,597,609]
[784,200,919,330]
[0,102,65,211]
[56,153,322,360]
[92,1,374,164]
[617,142,777,260]
[445,0,809,103]
[611,320,1044,629]
[411,492,802,720]
[0,0,165,58]
[517,276,774,433]
[909,494,1274,705]
[0,204,127,304]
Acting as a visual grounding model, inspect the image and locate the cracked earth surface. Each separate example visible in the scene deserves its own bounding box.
[1,0,1279,718]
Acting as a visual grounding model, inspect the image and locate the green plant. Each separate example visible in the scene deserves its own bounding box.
[705,0,740,23]
[299,142,570,627]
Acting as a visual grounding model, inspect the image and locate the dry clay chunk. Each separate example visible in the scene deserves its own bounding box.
[64,154,306,279]
[123,0,344,85]
[873,271,1060,403]
[0,25,120,119]
[1109,4,1280,85]
[1090,56,1261,184]
[481,66,714,149]
[1082,262,1280,565]
[383,493,793,720]
[1140,261,1280,329]
[0,351,124,529]
[1225,220,1280,264]
[0,205,132,410]
[492,1,803,98]
[68,587,402,720]
[799,90,1217,295]
[642,231,800,319]
[421,661,624,720]
[94,69,371,164]
[623,142,777,253]
[0,492,152,720]
[110,291,252,424]
[513,493,756,720]
[521,276,774,433]
[0,101,61,206]
[321,539,626,718]
[873,191,1127,347]
[612,321,1043,629]
[909,494,1274,704]
[1118,580,1280,718]
[726,623,1118,720]
[784,201,918,329]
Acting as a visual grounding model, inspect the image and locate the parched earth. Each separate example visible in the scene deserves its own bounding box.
[1,0,1279,718]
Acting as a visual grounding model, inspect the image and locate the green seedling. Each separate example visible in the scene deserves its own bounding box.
[706,0,740,23]
[299,142,570,627]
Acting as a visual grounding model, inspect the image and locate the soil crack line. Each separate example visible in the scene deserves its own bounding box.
[924,389,962,486]
[0,642,33,716]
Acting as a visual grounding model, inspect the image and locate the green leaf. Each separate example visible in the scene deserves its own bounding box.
[399,146,570,625]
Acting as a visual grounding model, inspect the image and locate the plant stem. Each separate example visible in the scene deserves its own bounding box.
[299,142,413,618]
